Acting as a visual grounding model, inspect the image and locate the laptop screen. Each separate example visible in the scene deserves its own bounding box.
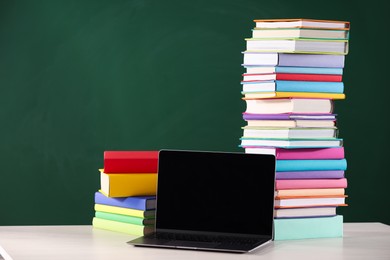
[156,150,276,237]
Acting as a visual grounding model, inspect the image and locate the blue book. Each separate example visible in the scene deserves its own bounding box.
[274,215,343,240]
[242,80,344,94]
[94,191,156,210]
[276,159,347,172]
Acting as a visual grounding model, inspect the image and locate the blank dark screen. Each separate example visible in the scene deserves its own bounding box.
[156,150,276,236]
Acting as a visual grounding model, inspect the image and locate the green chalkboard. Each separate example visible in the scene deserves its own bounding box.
[0,0,389,225]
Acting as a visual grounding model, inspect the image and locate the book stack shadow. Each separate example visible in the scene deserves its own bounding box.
[92,151,159,236]
[240,19,350,240]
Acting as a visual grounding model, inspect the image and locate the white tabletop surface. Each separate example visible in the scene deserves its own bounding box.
[0,223,389,260]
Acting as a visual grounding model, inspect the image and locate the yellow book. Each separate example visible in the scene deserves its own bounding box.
[99,170,157,197]
[276,188,345,197]
[243,92,345,100]
[94,204,156,218]
[92,217,154,236]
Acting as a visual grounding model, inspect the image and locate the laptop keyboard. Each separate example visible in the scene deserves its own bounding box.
[149,232,262,245]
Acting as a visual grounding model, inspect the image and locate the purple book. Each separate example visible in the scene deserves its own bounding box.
[243,113,337,120]
[276,170,345,180]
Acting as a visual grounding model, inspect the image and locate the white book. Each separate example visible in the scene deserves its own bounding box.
[275,197,345,207]
[252,28,348,39]
[240,138,343,148]
[274,207,337,218]
[245,98,333,114]
[242,128,337,139]
[246,120,336,128]
[246,39,348,54]
[254,19,349,29]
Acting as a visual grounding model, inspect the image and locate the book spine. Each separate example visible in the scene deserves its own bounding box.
[276,159,347,172]
[275,178,348,190]
[274,215,343,240]
[92,217,154,236]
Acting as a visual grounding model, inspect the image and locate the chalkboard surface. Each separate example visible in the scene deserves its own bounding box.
[1,0,389,225]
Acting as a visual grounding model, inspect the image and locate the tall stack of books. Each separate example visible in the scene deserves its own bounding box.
[92,151,159,236]
[240,19,350,240]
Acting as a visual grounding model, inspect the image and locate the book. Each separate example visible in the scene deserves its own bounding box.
[240,138,343,148]
[252,28,349,39]
[92,217,154,236]
[94,191,156,210]
[254,19,350,29]
[244,66,343,75]
[94,204,156,218]
[242,53,345,67]
[275,196,346,208]
[104,151,159,173]
[276,170,344,179]
[275,188,345,197]
[245,119,336,128]
[100,170,157,197]
[274,206,337,218]
[245,38,348,55]
[244,147,345,159]
[274,215,343,240]
[244,98,333,114]
[242,80,344,94]
[275,178,348,190]
[276,159,347,172]
[242,73,342,82]
[243,112,337,120]
[242,127,337,139]
[243,91,345,100]
[95,211,155,226]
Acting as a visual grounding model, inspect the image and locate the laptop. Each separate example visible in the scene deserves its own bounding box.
[127,150,276,253]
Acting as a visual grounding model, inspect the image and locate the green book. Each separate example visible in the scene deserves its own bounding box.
[92,217,154,236]
[95,211,155,226]
[274,215,343,240]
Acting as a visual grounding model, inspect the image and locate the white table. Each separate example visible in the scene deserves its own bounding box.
[0,223,389,260]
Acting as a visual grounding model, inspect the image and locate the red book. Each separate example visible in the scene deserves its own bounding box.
[104,151,159,173]
[275,178,348,190]
[242,73,342,82]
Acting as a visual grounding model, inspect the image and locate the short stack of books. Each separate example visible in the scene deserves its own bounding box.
[240,19,350,240]
[92,151,159,236]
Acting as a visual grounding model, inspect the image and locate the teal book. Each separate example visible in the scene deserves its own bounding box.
[274,215,343,240]
[242,80,344,94]
[276,159,347,172]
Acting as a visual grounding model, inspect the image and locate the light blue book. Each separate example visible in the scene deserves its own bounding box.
[274,215,343,240]
[276,159,347,172]
[241,80,344,94]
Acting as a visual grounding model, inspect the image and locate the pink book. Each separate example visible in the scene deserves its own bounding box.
[276,178,348,190]
[245,147,344,160]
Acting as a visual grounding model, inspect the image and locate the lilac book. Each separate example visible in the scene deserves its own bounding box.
[276,170,345,180]
[278,53,345,68]
[94,191,156,210]
[243,113,337,120]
